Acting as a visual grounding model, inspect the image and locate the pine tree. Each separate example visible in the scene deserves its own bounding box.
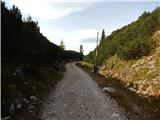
[80,44,83,54]
[60,39,65,50]
[101,29,105,41]
[80,44,84,60]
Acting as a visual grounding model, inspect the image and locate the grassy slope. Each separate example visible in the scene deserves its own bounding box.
[99,31,160,96]
[85,7,160,64]
[84,7,160,97]
[76,61,93,71]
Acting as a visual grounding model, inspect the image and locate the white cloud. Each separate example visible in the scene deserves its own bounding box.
[65,24,128,54]
[40,23,128,55]
[5,0,136,55]
[39,27,99,54]
[6,0,95,20]
[72,29,98,40]
[66,29,98,54]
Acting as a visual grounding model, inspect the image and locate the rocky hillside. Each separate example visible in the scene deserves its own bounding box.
[84,7,160,97]
[99,31,160,96]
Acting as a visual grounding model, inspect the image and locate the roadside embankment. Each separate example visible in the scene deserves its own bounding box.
[76,61,160,120]
[99,31,160,97]
[2,62,64,120]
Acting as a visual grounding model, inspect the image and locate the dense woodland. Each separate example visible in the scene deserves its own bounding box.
[1,2,83,119]
[1,2,82,65]
[85,7,160,65]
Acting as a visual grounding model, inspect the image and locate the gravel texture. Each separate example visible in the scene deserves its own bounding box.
[42,63,128,120]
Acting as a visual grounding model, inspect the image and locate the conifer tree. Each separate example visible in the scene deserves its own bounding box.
[60,39,65,50]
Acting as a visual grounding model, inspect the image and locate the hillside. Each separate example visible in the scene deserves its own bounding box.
[85,7,160,96]
[99,30,160,96]
[1,2,82,64]
[1,2,82,119]
[85,7,160,64]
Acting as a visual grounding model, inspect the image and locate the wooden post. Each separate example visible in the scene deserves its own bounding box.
[94,32,99,73]
[96,32,99,65]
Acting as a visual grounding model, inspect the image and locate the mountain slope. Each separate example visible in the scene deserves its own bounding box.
[85,7,160,64]
[99,30,160,96]
[85,7,160,96]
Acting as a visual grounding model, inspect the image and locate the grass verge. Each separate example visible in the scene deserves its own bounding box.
[76,61,160,120]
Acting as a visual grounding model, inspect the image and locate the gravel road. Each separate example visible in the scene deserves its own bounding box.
[42,63,128,120]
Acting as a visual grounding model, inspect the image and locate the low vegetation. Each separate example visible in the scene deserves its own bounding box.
[99,31,160,97]
[76,61,93,71]
[85,7,160,64]
[84,7,160,97]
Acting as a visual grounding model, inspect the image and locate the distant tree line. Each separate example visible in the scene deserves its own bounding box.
[85,7,160,65]
[1,2,82,65]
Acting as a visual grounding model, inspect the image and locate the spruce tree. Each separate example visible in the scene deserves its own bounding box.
[101,29,105,41]
[80,44,84,60]
[60,40,65,50]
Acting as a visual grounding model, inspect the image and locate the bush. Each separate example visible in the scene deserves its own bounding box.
[117,37,155,60]
[85,7,160,64]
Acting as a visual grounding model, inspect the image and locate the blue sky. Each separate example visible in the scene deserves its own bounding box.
[5,0,160,54]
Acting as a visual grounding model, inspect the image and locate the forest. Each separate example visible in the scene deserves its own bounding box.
[1,2,82,119]
[1,2,82,65]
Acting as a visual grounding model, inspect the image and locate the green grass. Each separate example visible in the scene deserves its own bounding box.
[76,61,93,70]
[147,71,159,79]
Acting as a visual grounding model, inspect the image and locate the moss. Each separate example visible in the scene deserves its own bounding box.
[128,60,136,65]
[155,59,160,66]
[147,72,159,79]
[151,84,160,93]
[106,60,114,69]
[132,72,141,81]
[113,63,122,69]
[136,67,150,79]
[105,56,126,70]
[78,61,93,70]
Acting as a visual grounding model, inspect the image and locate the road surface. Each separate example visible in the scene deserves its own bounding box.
[42,63,128,120]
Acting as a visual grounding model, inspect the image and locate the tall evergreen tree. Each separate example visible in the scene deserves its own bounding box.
[80,44,84,60]
[60,39,65,50]
[80,44,83,54]
[101,29,106,41]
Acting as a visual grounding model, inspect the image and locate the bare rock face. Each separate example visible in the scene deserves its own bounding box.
[102,87,116,93]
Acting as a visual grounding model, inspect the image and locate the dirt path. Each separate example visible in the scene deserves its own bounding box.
[42,63,128,120]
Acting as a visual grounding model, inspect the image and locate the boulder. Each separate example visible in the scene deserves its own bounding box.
[102,87,116,93]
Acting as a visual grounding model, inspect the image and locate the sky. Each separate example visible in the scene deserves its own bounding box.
[5,0,160,55]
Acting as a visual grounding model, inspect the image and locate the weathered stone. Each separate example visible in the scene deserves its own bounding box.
[128,87,137,92]
[30,96,37,100]
[102,87,116,93]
